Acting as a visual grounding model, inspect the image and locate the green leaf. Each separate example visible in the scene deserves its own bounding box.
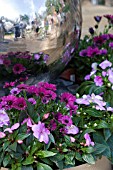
[9,142,17,152]
[85,108,102,117]
[82,154,95,164]
[36,151,57,158]
[3,154,11,167]
[81,147,94,153]
[22,156,34,165]
[75,152,82,161]
[65,152,75,165]
[37,163,52,170]
[16,133,30,140]
[22,166,33,170]
[104,129,111,141]
[49,134,55,144]
[3,141,11,151]
[97,120,110,129]
[93,143,107,155]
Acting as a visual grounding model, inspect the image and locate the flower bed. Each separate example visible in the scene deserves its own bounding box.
[0,81,113,169]
[0,51,49,81]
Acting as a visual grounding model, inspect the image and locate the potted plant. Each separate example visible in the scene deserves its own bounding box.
[0,81,112,170]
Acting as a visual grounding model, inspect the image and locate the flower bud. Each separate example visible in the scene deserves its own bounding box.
[83,112,86,115]
[94,123,97,127]
[17,140,23,144]
[107,83,111,87]
[84,124,87,128]
[76,93,80,98]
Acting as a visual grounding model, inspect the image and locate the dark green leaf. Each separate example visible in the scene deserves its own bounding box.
[16,133,30,141]
[93,143,107,155]
[22,166,33,170]
[104,129,111,141]
[9,142,17,152]
[36,151,57,158]
[82,154,95,164]
[22,156,34,165]
[37,163,52,170]
[3,155,11,167]
[85,108,102,117]
[81,147,94,153]
[97,120,110,129]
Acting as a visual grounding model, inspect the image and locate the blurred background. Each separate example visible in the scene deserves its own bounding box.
[81,0,113,37]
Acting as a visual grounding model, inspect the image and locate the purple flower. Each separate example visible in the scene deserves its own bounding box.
[84,133,94,146]
[0,109,10,127]
[99,49,107,55]
[13,64,26,74]
[94,76,103,86]
[66,125,79,135]
[109,42,113,49]
[28,98,36,105]
[79,49,88,57]
[10,88,20,95]
[43,54,49,62]
[94,16,102,22]
[34,54,40,60]
[84,74,90,80]
[32,121,50,144]
[89,27,94,35]
[99,60,112,69]
[93,36,106,46]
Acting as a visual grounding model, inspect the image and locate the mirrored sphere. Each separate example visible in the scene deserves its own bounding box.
[0,0,82,64]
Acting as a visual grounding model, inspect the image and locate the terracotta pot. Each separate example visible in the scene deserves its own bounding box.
[0,157,112,170]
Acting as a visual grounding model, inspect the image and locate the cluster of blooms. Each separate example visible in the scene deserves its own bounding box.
[0,82,95,148]
[79,33,113,58]
[85,60,113,90]
[0,51,49,79]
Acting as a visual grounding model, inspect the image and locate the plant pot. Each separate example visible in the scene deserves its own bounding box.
[63,157,112,170]
[0,157,112,170]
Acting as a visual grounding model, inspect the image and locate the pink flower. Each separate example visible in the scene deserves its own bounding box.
[0,109,10,127]
[94,76,103,86]
[13,97,27,110]
[28,98,36,105]
[10,88,21,95]
[13,63,26,74]
[60,92,76,106]
[84,133,94,147]
[27,85,38,95]
[22,118,32,127]
[60,115,72,126]
[0,132,6,138]
[2,95,17,110]
[32,121,50,144]
[66,125,79,135]
[99,60,112,69]
[4,123,20,133]
[70,136,75,143]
